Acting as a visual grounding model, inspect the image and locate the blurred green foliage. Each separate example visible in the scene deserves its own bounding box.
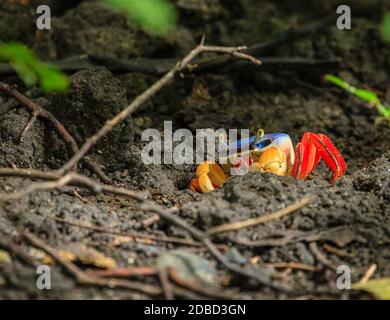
[324,74,390,121]
[0,0,178,91]
[354,277,390,300]
[380,13,390,42]
[0,43,69,92]
[103,0,177,36]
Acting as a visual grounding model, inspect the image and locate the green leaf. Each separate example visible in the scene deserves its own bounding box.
[354,89,380,104]
[324,74,355,93]
[380,13,390,42]
[377,104,390,119]
[0,43,37,86]
[35,63,70,92]
[11,60,38,86]
[0,43,69,92]
[324,74,390,122]
[384,105,390,116]
[353,278,390,300]
[103,0,177,36]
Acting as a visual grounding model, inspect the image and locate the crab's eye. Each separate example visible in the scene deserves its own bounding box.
[256,139,271,149]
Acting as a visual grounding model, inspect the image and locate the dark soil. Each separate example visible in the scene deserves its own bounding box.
[0,0,389,299]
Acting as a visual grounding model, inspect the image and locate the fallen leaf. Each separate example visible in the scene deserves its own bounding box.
[0,250,12,265]
[29,247,72,265]
[0,276,5,287]
[56,250,77,264]
[61,243,117,269]
[29,244,117,269]
[112,236,135,246]
[28,247,57,265]
[157,250,216,285]
[353,277,390,300]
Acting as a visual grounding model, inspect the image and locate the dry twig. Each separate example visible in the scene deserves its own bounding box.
[0,167,221,247]
[208,197,310,234]
[48,216,204,247]
[0,169,145,201]
[359,264,377,284]
[0,13,338,77]
[0,82,110,182]
[159,267,175,300]
[193,13,337,71]
[59,39,260,173]
[264,262,317,272]
[0,166,291,292]
[229,230,308,248]
[142,213,164,227]
[0,238,38,267]
[0,81,78,151]
[323,243,356,258]
[0,41,295,294]
[309,242,337,271]
[87,267,158,278]
[0,55,340,76]
[142,203,292,293]
[22,231,162,296]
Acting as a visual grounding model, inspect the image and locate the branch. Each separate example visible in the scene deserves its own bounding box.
[59,42,261,173]
[0,56,341,76]
[0,14,338,77]
[87,267,158,278]
[48,216,204,247]
[0,166,290,293]
[0,238,38,267]
[309,242,337,271]
[159,267,175,300]
[193,13,338,72]
[0,42,300,294]
[20,229,235,299]
[141,203,292,293]
[207,197,310,234]
[0,81,78,153]
[22,231,162,296]
[0,168,145,201]
[0,82,110,183]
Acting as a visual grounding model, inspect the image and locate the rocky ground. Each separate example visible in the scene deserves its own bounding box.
[0,0,389,299]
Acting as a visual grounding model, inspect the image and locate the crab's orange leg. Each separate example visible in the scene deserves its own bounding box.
[251,146,288,176]
[190,161,227,193]
[292,132,346,183]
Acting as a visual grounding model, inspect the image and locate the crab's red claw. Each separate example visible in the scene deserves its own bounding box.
[292,132,346,183]
[315,133,346,182]
[293,140,316,180]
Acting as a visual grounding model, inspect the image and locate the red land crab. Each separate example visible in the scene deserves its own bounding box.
[190,130,347,193]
